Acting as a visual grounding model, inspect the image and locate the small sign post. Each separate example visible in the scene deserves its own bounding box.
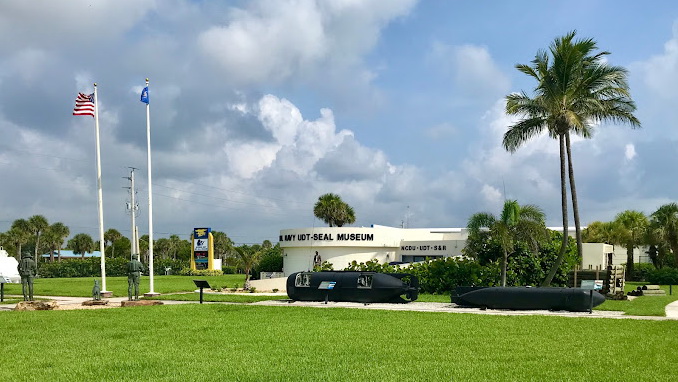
[193,279,212,304]
[318,281,336,304]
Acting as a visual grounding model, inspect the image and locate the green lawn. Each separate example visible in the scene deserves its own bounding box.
[1,304,677,381]
[0,275,246,297]
[596,283,678,316]
[145,293,287,303]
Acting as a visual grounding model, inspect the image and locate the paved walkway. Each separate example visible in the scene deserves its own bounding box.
[3,294,678,321]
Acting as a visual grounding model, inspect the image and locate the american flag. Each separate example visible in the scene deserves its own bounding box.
[73,92,95,117]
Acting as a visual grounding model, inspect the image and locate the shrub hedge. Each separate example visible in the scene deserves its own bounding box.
[38,258,188,278]
[647,267,678,285]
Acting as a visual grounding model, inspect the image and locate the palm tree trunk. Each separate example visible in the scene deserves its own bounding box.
[543,134,569,286]
[626,244,635,280]
[565,133,583,261]
[501,248,508,287]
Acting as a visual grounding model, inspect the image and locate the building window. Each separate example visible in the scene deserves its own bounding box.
[295,272,311,287]
[357,274,373,289]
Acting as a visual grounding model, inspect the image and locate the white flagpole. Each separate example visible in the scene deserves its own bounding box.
[145,78,157,295]
[93,83,108,294]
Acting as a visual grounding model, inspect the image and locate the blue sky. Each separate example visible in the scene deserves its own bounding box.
[1,0,678,245]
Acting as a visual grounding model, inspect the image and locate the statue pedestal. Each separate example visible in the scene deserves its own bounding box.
[121,300,163,307]
[82,300,109,306]
[100,291,113,298]
[15,301,58,311]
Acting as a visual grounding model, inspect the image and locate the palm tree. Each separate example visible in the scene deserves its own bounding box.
[168,234,182,260]
[582,221,615,244]
[212,231,235,261]
[28,215,49,262]
[467,200,548,287]
[313,193,356,227]
[104,228,122,258]
[504,31,640,286]
[612,210,648,279]
[235,246,263,289]
[68,233,95,258]
[9,219,31,259]
[649,203,678,266]
[48,222,70,262]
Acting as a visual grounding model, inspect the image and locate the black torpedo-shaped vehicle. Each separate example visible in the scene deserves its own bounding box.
[451,286,606,312]
[287,271,419,303]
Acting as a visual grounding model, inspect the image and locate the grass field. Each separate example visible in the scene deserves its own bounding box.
[1,304,677,381]
[0,275,246,297]
[146,293,288,303]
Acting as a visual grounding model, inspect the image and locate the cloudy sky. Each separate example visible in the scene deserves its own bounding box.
[1,0,678,245]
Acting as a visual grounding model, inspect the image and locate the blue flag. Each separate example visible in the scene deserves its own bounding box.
[140,86,149,104]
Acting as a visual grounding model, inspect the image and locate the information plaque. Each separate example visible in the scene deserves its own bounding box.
[318,281,336,290]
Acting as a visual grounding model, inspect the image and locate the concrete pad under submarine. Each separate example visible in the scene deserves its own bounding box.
[287,271,419,303]
[451,286,606,312]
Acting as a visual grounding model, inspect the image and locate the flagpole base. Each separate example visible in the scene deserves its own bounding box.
[100,291,113,298]
[143,292,160,297]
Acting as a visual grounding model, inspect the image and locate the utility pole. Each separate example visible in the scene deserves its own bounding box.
[123,167,139,260]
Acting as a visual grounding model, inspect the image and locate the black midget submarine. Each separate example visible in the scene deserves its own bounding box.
[287,271,419,303]
[451,286,606,312]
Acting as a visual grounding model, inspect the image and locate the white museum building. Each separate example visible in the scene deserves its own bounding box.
[279,224,649,276]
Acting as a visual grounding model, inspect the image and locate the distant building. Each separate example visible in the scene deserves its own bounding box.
[280,225,651,276]
[41,250,102,260]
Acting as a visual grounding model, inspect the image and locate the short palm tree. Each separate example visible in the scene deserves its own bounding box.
[69,233,95,259]
[235,247,263,289]
[612,210,648,279]
[48,222,70,262]
[313,193,356,227]
[467,200,548,286]
[504,31,640,286]
[649,203,678,266]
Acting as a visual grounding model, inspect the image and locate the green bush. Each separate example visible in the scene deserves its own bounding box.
[406,257,500,294]
[257,250,283,272]
[222,265,238,274]
[647,267,678,285]
[39,257,128,278]
[178,268,223,277]
[633,263,656,282]
[38,257,188,278]
[344,259,400,273]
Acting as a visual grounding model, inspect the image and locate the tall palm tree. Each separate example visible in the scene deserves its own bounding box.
[504,31,640,285]
[168,234,182,260]
[104,228,122,258]
[313,193,356,227]
[212,231,235,261]
[612,210,648,279]
[649,203,678,266]
[68,233,95,259]
[467,200,548,287]
[9,219,31,259]
[235,246,263,289]
[28,215,49,263]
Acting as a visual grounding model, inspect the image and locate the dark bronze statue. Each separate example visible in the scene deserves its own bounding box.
[17,252,37,301]
[92,279,101,301]
[126,254,145,301]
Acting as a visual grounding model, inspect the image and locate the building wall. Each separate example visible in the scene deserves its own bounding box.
[280,225,652,276]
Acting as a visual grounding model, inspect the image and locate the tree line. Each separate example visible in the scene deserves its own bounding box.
[0,215,282,281]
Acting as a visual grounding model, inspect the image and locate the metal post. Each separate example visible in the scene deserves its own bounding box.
[589,289,594,314]
[93,84,108,294]
[200,287,204,304]
[1,283,4,302]
[129,168,137,257]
